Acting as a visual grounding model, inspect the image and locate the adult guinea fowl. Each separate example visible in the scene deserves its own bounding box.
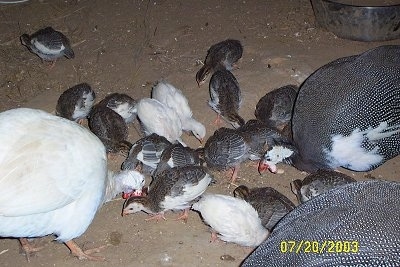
[259,45,400,173]
[20,27,74,66]
[0,108,145,261]
[196,39,243,86]
[55,82,96,124]
[242,180,400,266]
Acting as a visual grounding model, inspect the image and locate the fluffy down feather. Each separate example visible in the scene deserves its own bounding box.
[192,194,269,247]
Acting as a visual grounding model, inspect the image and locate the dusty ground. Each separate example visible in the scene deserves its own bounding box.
[0,0,399,266]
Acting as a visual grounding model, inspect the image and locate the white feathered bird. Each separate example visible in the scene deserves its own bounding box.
[192,194,269,247]
[151,81,206,143]
[136,98,186,146]
[0,108,145,261]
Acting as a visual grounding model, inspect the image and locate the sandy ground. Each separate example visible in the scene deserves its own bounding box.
[0,0,399,266]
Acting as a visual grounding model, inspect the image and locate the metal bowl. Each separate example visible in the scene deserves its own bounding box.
[311,0,400,41]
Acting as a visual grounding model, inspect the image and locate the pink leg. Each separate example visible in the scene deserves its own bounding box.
[19,238,44,262]
[212,114,222,126]
[145,213,167,222]
[174,209,189,223]
[65,240,107,261]
[210,231,218,243]
[229,165,240,186]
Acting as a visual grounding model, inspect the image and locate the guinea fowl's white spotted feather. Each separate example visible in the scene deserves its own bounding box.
[192,194,269,247]
[136,98,184,145]
[152,81,205,141]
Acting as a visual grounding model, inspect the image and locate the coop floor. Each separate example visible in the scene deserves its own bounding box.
[0,1,399,266]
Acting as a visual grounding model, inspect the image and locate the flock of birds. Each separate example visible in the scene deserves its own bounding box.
[0,26,399,265]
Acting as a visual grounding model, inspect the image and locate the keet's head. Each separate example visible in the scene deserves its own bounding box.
[258,145,296,174]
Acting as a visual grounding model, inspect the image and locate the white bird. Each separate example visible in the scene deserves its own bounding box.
[136,98,186,146]
[0,108,145,261]
[152,80,206,143]
[192,194,269,247]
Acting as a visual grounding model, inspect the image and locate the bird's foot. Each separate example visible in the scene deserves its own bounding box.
[174,209,189,223]
[211,115,223,127]
[19,238,45,262]
[145,213,167,222]
[65,240,107,261]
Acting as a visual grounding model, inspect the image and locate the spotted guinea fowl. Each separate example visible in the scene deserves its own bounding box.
[55,83,95,124]
[88,105,131,156]
[233,185,295,231]
[192,193,269,247]
[0,108,145,261]
[122,166,213,222]
[153,143,202,176]
[151,80,206,143]
[255,84,298,133]
[136,98,185,146]
[20,27,74,66]
[291,169,356,204]
[96,93,137,124]
[259,45,400,173]
[208,68,245,128]
[121,133,171,175]
[196,39,243,86]
[242,180,400,266]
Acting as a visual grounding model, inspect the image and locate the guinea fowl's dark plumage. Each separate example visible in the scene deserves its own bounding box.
[260,45,400,173]
[153,143,201,176]
[196,39,243,86]
[202,121,284,182]
[292,169,356,204]
[88,106,131,155]
[255,84,298,131]
[20,27,74,63]
[55,83,95,123]
[96,93,137,124]
[201,127,249,183]
[233,185,295,231]
[238,119,286,161]
[208,69,244,128]
[121,133,171,175]
[122,166,213,220]
[242,180,400,266]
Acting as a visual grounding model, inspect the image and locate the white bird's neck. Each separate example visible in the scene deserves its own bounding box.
[103,170,122,203]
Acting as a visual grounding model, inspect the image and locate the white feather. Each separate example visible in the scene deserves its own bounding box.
[136,98,184,145]
[160,173,212,211]
[152,81,206,140]
[0,108,142,243]
[192,194,269,247]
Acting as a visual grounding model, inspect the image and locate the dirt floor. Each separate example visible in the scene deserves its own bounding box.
[0,0,399,266]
